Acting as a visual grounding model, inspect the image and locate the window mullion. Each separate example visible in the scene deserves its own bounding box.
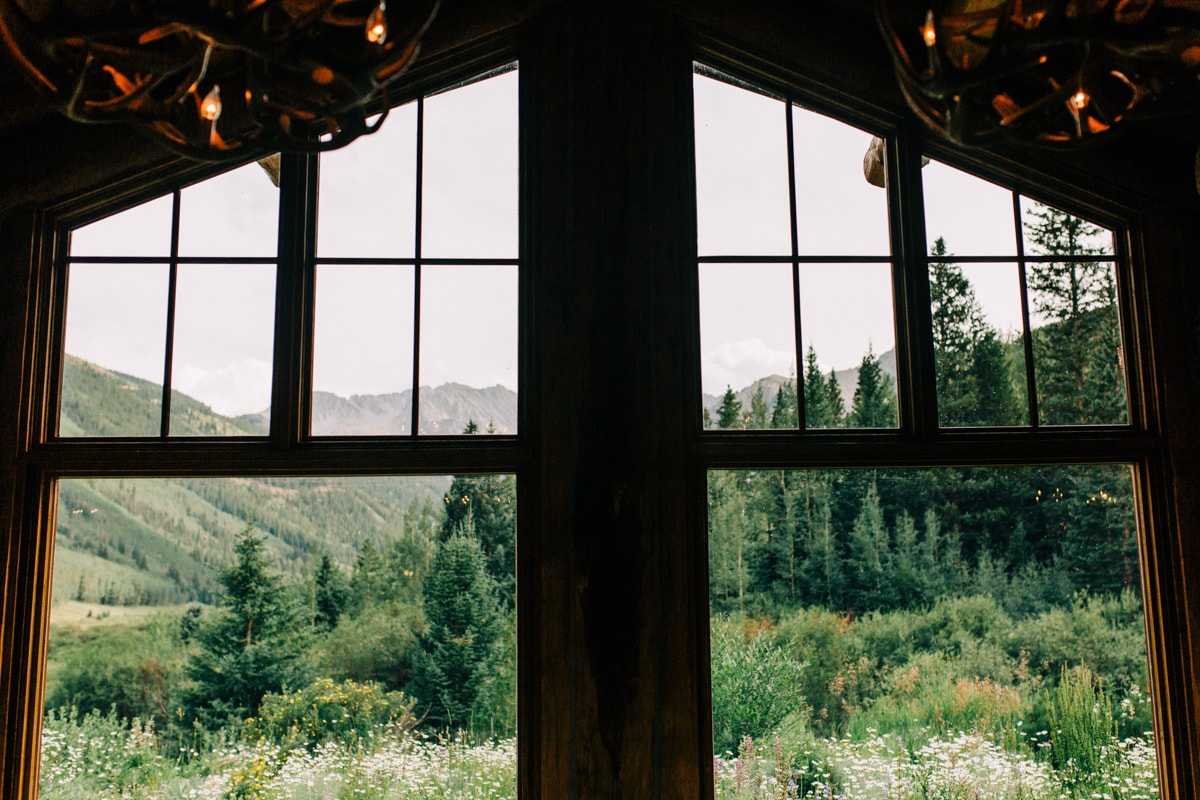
[1012,191,1041,428]
[411,96,425,438]
[271,152,319,446]
[888,129,938,437]
[160,191,182,437]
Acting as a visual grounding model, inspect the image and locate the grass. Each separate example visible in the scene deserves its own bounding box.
[39,596,1158,799]
[40,709,1158,800]
[50,601,195,627]
[40,709,516,800]
[713,731,1158,800]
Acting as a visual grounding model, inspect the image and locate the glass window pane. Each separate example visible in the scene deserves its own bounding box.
[793,107,889,256]
[312,265,416,435]
[418,265,518,435]
[44,475,517,798]
[421,70,519,259]
[1029,258,1127,425]
[799,264,897,429]
[930,257,1029,427]
[169,264,275,435]
[317,105,418,259]
[1021,198,1115,257]
[69,195,173,257]
[700,263,797,430]
[708,465,1156,799]
[60,264,168,437]
[694,73,791,256]
[178,162,280,257]
[923,160,1017,256]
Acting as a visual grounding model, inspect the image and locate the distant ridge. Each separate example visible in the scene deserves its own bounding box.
[702,347,897,420]
[241,384,518,436]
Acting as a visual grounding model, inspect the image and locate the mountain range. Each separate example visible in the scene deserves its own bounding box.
[53,349,894,612]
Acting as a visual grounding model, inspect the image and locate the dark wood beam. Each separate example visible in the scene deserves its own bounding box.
[523,4,706,797]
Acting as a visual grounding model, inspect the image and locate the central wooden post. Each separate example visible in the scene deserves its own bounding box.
[521,4,706,799]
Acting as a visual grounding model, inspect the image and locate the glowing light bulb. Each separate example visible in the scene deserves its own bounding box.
[200,85,222,121]
[366,1,387,44]
[921,10,936,47]
[1068,88,1089,111]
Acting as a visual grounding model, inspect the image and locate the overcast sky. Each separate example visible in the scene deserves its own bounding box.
[62,67,1110,416]
[66,71,518,417]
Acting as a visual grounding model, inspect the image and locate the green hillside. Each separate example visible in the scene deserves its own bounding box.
[56,475,451,608]
[61,355,257,437]
[54,358,454,608]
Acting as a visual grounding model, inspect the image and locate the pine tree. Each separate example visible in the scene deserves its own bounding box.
[382,515,435,604]
[824,369,845,427]
[749,385,769,429]
[770,470,802,605]
[803,347,831,428]
[347,539,385,616]
[850,346,896,428]
[442,461,516,607]
[799,481,843,608]
[1082,269,1126,423]
[313,554,347,630]
[971,328,1021,425]
[930,238,983,425]
[892,510,923,604]
[717,386,743,429]
[1024,203,1123,424]
[184,525,310,729]
[928,236,1022,426]
[771,376,797,429]
[847,482,892,611]
[410,514,505,732]
[708,471,752,615]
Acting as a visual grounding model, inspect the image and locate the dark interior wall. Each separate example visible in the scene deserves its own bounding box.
[0,0,550,214]
[2,1,1200,797]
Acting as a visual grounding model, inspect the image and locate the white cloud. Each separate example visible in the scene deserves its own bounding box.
[703,337,795,394]
[173,358,273,417]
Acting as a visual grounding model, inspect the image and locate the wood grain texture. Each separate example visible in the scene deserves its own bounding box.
[524,4,703,798]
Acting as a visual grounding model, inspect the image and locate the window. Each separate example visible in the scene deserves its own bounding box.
[3,9,1194,800]
[694,65,1159,800]
[923,161,1127,428]
[35,65,523,800]
[43,475,517,798]
[694,68,896,431]
[313,68,519,436]
[61,162,280,437]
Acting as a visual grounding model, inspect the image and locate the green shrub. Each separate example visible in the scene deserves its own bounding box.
[1032,665,1118,797]
[311,601,423,690]
[851,651,1027,743]
[710,616,806,754]
[774,607,865,734]
[1010,591,1148,698]
[221,751,278,800]
[244,677,417,750]
[45,613,188,730]
[852,595,1015,683]
[929,594,1014,653]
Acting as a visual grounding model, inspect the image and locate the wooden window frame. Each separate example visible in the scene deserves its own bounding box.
[1,4,1196,800]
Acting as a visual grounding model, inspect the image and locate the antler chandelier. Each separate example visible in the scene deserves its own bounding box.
[877,0,1200,146]
[0,0,438,160]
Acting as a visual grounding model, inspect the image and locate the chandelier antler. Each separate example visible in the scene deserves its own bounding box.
[876,0,1200,146]
[0,0,439,160]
